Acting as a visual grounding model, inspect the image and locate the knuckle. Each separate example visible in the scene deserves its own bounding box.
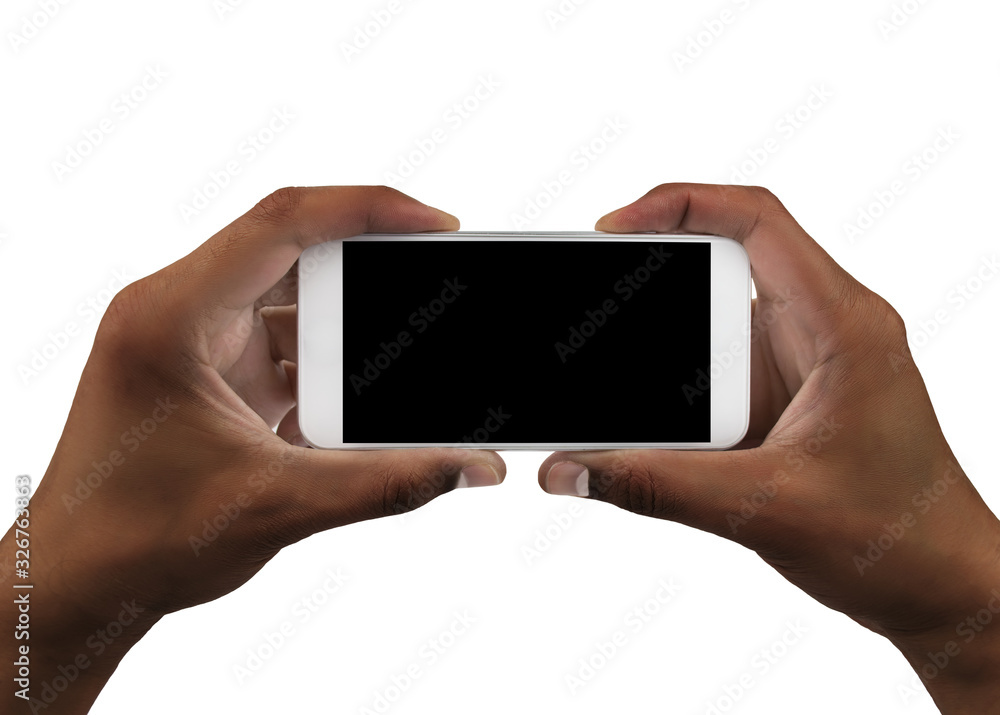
[850,290,909,349]
[818,270,863,317]
[602,456,681,519]
[363,185,406,230]
[819,286,914,379]
[370,456,446,516]
[90,274,200,390]
[870,296,911,357]
[718,184,788,239]
[878,296,908,341]
[251,186,304,226]
[369,184,403,201]
[744,185,789,218]
[94,278,154,349]
[745,184,778,203]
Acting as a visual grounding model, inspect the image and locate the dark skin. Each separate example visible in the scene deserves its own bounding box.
[541,183,1000,712]
[2,184,997,713]
[0,187,505,713]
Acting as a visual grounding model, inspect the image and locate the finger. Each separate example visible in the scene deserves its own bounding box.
[743,297,795,443]
[222,352,294,429]
[270,447,506,539]
[274,362,303,446]
[276,404,306,447]
[595,183,847,304]
[260,305,297,363]
[172,186,459,315]
[537,448,783,542]
[255,263,297,308]
[282,359,297,396]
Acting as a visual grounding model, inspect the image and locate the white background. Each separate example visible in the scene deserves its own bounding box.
[3,0,999,713]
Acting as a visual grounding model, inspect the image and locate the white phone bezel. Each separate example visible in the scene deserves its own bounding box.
[297,232,750,450]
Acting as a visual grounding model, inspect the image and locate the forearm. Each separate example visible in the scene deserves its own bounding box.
[0,520,157,713]
[0,603,114,714]
[886,523,1000,713]
[896,630,1000,714]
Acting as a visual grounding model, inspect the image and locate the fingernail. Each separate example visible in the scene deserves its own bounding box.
[456,464,500,488]
[545,462,589,497]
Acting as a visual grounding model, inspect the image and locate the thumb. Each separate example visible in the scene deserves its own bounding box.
[538,448,782,542]
[266,445,505,538]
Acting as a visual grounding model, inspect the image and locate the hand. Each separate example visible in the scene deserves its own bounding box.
[1,186,505,713]
[539,183,1000,713]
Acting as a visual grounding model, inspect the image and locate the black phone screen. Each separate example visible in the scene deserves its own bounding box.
[342,240,710,444]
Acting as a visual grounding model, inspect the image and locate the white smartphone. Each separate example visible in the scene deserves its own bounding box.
[297,232,751,450]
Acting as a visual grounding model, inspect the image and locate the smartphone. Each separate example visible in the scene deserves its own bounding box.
[297,232,751,450]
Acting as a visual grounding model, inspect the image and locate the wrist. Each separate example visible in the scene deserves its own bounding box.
[1,482,162,711]
[1,546,157,712]
[883,518,1000,712]
[892,616,1000,714]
